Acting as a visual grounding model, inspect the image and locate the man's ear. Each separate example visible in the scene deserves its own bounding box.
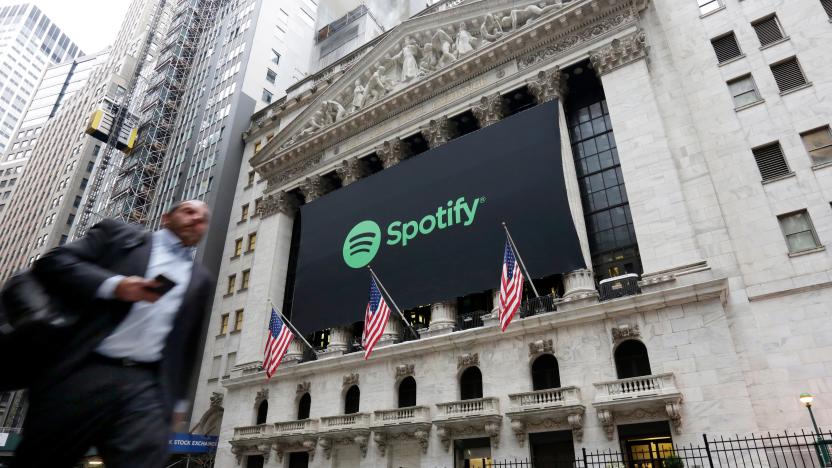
[160,213,169,228]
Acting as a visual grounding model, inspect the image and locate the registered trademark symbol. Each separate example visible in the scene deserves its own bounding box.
[480,197,487,203]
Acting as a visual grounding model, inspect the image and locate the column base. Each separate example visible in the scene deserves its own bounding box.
[482,310,500,328]
[422,322,455,338]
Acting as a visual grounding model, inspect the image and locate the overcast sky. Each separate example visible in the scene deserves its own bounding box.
[0,0,132,54]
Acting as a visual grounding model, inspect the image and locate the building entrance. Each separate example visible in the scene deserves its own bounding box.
[618,421,674,468]
[529,430,575,468]
[454,437,492,468]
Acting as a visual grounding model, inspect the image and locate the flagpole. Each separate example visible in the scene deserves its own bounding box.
[367,266,420,340]
[502,222,540,298]
[267,299,317,353]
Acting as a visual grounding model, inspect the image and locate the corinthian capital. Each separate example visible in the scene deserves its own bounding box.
[471,93,506,127]
[421,116,454,148]
[589,30,649,76]
[300,175,333,202]
[376,137,408,168]
[335,157,368,186]
[527,66,566,104]
[259,190,300,218]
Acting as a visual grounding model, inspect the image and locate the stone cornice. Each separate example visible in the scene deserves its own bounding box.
[223,277,728,390]
[251,0,647,191]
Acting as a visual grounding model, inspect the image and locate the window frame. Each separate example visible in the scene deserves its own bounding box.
[234,238,243,257]
[777,209,822,254]
[226,274,236,295]
[247,232,257,252]
[219,313,229,334]
[726,74,762,109]
[240,269,250,290]
[233,309,244,332]
[800,126,832,167]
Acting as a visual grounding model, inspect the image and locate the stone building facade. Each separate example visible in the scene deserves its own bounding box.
[190,0,832,466]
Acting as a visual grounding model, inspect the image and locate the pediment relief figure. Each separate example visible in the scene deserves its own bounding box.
[271,0,569,153]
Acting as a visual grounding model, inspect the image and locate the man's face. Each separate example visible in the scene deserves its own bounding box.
[162,201,210,246]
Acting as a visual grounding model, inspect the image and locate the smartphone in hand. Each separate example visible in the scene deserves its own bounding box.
[146,274,177,296]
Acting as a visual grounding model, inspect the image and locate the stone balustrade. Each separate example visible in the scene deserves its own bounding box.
[274,418,318,435]
[508,386,581,411]
[435,397,500,419]
[319,412,372,431]
[593,373,678,402]
[373,405,431,426]
[232,423,273,440]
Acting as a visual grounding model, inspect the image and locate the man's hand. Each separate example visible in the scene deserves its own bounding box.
[114,276,163,303]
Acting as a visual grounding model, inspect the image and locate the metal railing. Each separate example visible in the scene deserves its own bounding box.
[519,293,557,318]
[456,310,485,330]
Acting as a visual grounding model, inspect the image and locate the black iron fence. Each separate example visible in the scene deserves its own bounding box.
[519,293,558,318]
[437,430,832,468]
[456,310,485,330]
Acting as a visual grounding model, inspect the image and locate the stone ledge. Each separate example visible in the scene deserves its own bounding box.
[222,277,728,389]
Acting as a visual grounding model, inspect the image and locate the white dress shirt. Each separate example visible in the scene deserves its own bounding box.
[95,228,194,362]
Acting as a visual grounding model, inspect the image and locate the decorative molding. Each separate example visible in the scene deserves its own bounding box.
[274,438,317,463]
[666,402,682,434]
[597,408,615,440]
[415,428,430,453]
[568,412,584,441]
[373,432,387,456]
[485,420,501,449]
[376,137,409,168]
[258,190,300,218]
[343,373,360,387]
[395,363,415,379]
[528,339,554,358]
[296,381,311,395]
[471,92,506,127]
[510,419,526,446]
[527,66,565,103]
[589,29,648,76]
[265,153,323,190]
[437,426,452,452]
[421,116,454,148]
[254,388,268,408]
[457,352,479,370]
[611,324,640,343]
[517,10,637,70]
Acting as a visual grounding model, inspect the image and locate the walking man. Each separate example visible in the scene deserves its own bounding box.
[12,200,214,468]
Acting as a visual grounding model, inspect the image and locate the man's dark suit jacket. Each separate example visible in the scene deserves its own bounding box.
[28,219,213,417]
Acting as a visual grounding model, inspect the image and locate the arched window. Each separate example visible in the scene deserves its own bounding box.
[459,366,483,400]
[531,354,561,390]
[255,400,268,425]
[297,393,311,420]
[614,340,652,379]
[398,376,417,408]
[344,385,360,414]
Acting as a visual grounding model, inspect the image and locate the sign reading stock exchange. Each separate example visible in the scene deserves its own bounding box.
[291,101,584,334]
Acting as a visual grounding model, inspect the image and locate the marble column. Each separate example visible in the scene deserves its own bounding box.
[236,190,299,370]
[282,338,305,365]
[589,31,704,273]
[420,116,454,148]
[377,316,402,347]
[528,66,598,306]
[471,92,506,128]
[376,137,408,168]
[336,157,368,186]
[319,326,352,357]
[423,300,456,337]
[482,289,502,327]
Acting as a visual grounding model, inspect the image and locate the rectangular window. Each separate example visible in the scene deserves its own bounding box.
[752,142,791,181]
[80,178,88,189]
[262,89,273,103]
[266,69,276,83]
[73,195,81,207]
[271,49,280,65]
[247,171,255,187]
[66,213,74,225]
[801,126,832,166]
[220,314,229,334]
[254,198,262,215]
[211,356,221,379]
[225,352,237,376]
[86,161,94,172]
[711,32,742,63]
[751,14,785,47]
[234,238,243,256]
[770,57,808,93]
[727,74,762,108]
[233,310,244,331]
[240,269,250,290]
[778,210,822,253]
[821,0,832,19]
[248,232,257,252]
[240,203,249,221]
[226,274,236,295]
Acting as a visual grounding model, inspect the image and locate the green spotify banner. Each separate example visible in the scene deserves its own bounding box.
[291,100,584,335]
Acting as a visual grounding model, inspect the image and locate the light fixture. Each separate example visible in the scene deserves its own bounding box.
[800,392,815,407]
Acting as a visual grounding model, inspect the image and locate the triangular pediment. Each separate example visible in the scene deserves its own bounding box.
[262,0,573,154]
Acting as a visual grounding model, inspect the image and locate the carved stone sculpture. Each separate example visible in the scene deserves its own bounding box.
[421,116,454,148]
[391,36,420,82]
[527,67,565,104]
[418,42,438,76]
[458,352,479,370]
[612,324,641,342]
[528,338,554,357]
[350,79,366,112]
[395,363,415,379]
[480,13,504,45]
[365,65,391,104]
[455,23,476,57]
[321,100,346,124]
[343,373,359,387]
[376,137,408,168]
[432,29,457,69]
[471,92,506,127]
[589,30,649,76]
[335,158,368,186]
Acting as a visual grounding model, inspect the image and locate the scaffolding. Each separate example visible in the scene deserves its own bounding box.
[76,0,224,235]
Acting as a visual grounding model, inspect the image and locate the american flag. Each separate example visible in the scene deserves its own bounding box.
[362,277,391,359]
[498,240,524,331]
[264,309,294,378]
